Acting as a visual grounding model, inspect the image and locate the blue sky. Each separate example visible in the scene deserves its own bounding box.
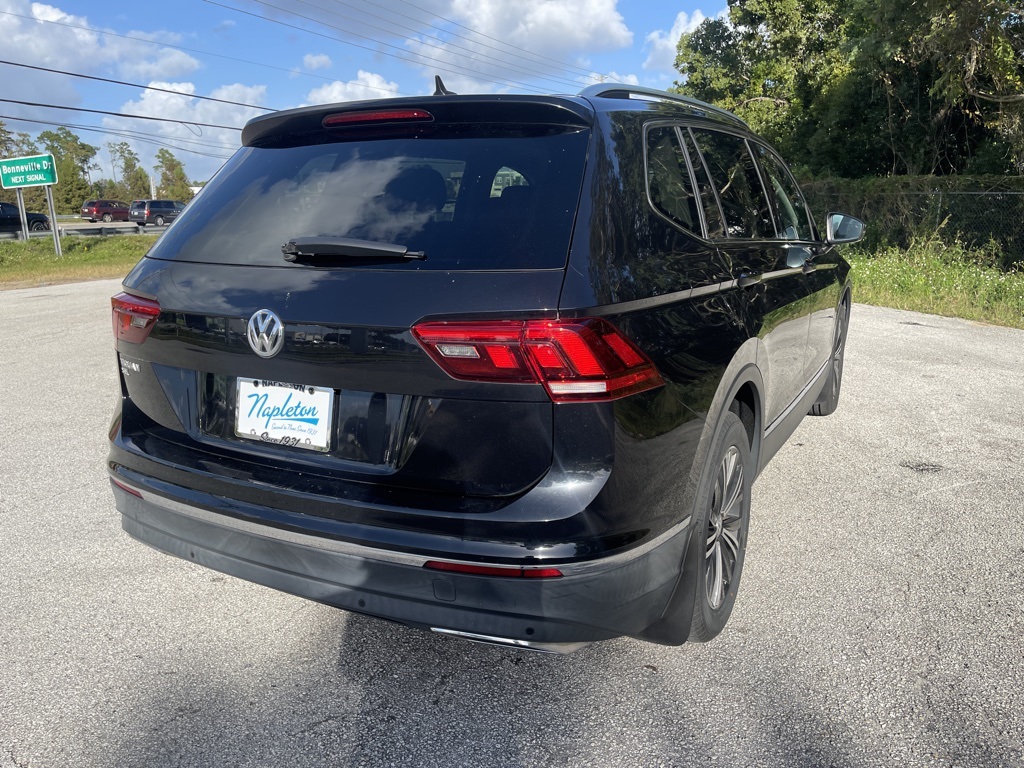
[0,0,721,182]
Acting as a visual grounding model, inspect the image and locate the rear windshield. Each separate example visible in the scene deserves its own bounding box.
[149,129,590,270]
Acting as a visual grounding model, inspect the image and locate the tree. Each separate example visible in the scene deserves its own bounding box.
[108,141,151,200]
[154,148,193,201]
[672,0,1017,176]
[907,0,1024,170]
[37,127,98,213]
[0,122,46,211]
[0,120,13,157]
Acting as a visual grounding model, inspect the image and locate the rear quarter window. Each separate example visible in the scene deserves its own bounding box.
[645,125,701,235]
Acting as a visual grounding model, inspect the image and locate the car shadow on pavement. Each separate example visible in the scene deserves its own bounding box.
[96,592,1007,768]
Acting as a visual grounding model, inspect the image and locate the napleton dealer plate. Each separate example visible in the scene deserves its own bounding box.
[235,379,334,452]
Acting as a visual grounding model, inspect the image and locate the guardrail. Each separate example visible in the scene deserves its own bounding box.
[63,224,149,237]
[0,224,166,240]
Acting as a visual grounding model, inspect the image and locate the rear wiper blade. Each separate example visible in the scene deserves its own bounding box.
[282,237,426,262]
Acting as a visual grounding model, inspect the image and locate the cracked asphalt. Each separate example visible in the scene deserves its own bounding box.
[1,279,1022,767]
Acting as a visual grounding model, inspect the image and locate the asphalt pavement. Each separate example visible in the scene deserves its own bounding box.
[1,279,1021,767]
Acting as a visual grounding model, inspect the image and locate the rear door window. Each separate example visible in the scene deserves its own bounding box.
[148,129,590,270]
[690,129,774,239]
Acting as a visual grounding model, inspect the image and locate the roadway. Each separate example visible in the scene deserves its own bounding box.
[0,279,1021,767]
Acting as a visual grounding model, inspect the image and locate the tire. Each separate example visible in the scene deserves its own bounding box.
[688,410,753,642]
[102,213,112,222]
[810,299,850,417]
[155,216,165,226]
[29,221,47,232]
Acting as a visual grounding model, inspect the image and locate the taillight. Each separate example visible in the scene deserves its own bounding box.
[323,109,433,128]
[412,318,664,403]
[424,561,563,578]
[112,292,160,344]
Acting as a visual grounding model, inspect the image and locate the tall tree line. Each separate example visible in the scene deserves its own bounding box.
[673,0,1024,177]
[0,121,195,213]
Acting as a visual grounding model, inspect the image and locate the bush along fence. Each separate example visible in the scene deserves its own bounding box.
[802,175,1024,271]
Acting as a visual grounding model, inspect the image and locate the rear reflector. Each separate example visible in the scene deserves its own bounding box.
[412,318,664,402]
[424,561,563,578]
[111,292,160,344]
[323,109,433,128]
[110,478,142,497]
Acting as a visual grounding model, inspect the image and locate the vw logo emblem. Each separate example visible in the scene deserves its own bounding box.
[246,309,285,358]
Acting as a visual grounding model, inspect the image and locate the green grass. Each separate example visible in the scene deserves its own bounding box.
[3,233,1023,330]
[848,239,1024,330]
[0,235,154,289]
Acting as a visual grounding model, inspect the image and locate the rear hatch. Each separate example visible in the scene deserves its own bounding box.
[115,96,594,504]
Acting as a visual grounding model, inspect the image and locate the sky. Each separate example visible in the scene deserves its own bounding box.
[0,0,722,184]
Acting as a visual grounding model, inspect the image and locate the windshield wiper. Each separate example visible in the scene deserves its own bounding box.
[282,237,426,262]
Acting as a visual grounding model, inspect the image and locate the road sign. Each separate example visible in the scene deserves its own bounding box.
[0,154,59,189]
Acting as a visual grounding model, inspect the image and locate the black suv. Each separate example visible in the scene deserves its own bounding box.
[0,201,49,232]
[108,85,862,652]
[129,199,185,226]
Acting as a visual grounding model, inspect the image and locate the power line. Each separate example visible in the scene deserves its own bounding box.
[0,114,237,159]
[356,0,599,80]
[0,9,410,97]
[205,0,552,95]
[0,98,241,130]
[0,59,276,111]
[280,0,585,90]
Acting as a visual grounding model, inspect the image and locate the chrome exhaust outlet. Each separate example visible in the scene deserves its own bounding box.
[431,627,590,655]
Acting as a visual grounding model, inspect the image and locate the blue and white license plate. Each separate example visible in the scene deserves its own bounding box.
[234,379,334,452]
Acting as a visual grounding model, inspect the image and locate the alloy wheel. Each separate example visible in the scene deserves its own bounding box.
[705,445,745,610]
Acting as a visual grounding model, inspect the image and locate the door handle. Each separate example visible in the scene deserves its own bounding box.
[737,273,762,288]
[783,243,813,270]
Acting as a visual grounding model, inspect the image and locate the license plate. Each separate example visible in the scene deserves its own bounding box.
[234,379,334,452]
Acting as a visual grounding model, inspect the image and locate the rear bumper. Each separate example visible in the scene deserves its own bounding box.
[111,476,691,650]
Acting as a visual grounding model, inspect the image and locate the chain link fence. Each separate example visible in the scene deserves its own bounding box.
[802,177,1024,269]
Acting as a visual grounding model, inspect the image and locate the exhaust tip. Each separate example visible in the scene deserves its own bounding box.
[430,627,589,655]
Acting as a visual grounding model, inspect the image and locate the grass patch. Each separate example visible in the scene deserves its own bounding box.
[848,239,1024,329]
[0,235,154,289]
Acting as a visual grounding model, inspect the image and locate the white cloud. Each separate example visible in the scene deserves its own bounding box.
[449,0,631,54]
[0,0,248,181]
[303,54,332,71]
[304,71,401,105]
[643,10,709,72]
[104,82,267,181]
[120,48,200,81]
[394,0,633,94]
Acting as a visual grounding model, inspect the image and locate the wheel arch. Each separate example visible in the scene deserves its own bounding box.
[698,337,765,477]
[634,336,765,646]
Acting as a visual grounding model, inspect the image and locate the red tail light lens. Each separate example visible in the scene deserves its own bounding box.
[112,292,160,344]
[424,561,563,578]
[412,318,664,402]
[323,109,433,128]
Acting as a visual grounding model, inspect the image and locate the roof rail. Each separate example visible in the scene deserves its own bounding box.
[577,83,748,128]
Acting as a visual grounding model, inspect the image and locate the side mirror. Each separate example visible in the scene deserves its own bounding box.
[826,212,865,244]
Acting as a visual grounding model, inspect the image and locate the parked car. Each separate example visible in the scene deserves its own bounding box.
[80,199,130,222]
[108,84,863,652]
[0,201,50,232]
[129,199,185,226]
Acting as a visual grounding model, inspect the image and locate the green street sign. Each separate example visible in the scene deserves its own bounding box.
[0,153,59,189]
